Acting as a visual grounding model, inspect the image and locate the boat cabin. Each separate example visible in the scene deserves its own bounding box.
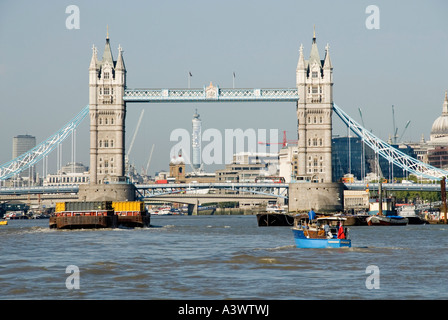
[293,215,349,240]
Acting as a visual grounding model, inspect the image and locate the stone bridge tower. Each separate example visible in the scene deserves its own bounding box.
[79,32,135,201]
[289,30,344,213]
[296,29,333,183]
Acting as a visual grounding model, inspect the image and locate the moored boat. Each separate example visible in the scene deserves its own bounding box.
[156,205,172,215]
[366,214,408,226]
[399,205,428,225]
[257,204,294,226]
[256,212,294,226]
[0,220,7,226]
[366,181,408,226]
[291,215,351,249]
[5,211,29,219]
[334,213,369,226]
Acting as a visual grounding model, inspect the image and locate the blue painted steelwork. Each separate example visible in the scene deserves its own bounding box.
[0,185,79,195]
[135,182,288,199]
[333,103,448,180]
[0,181,441,196]
[0,106,89,180]
[1,100,445,188]
[124,87,299,103]
[344,182,440,191]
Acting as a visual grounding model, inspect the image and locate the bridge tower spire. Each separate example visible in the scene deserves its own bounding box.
[296,29,333,183]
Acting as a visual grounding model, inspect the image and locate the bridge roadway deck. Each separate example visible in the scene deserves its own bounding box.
[146,193,278,205]
[0,182,441,198]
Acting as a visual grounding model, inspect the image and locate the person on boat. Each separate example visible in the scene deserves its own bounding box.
[308,208,316,221]
[324,223,331,238]
[337,222,346,239]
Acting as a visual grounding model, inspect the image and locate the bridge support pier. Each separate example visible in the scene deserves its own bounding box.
[187,200,199,215]
[78,184,136,202]
[288,182,345,213]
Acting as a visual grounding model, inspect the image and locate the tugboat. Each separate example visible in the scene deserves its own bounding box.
[291,214,351,249]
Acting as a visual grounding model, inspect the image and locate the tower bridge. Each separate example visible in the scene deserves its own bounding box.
[1,30,448,212]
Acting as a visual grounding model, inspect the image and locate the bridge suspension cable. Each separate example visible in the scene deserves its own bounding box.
[333,103,448,180]
[0,105,89,181]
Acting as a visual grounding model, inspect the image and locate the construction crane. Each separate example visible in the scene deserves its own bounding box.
[391,105,411,144]
[392,105,398,144]
[125,109,145,176]
[258,131,297,148]
[144,144,155,176]
[358,107,374,133]
[358,108,366,128]
[398,120,411,142]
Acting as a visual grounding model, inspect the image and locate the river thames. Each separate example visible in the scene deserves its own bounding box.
[1,215,447,300]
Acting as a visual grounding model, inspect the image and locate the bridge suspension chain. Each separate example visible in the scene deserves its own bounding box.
[0,105,90,181]
[333,103,448,180]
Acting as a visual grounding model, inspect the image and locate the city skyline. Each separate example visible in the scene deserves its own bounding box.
[0,0,447,176]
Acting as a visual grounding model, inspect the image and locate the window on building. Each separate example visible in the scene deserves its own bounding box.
[104,72,109,79]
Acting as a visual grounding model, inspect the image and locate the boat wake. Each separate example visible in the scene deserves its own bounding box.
[255,244,295,252]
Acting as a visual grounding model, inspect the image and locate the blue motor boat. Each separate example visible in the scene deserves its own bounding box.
[291,215,352,249]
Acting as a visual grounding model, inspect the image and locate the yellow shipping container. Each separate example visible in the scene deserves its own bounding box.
[112,201,144,212]
[55,202,66,213]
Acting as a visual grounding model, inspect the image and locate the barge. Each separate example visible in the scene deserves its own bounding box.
[49,201,150,229]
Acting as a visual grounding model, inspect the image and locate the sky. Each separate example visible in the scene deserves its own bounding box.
[0,0,447,177]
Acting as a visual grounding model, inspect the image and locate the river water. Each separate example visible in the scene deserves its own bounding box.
[1,215,447,300]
